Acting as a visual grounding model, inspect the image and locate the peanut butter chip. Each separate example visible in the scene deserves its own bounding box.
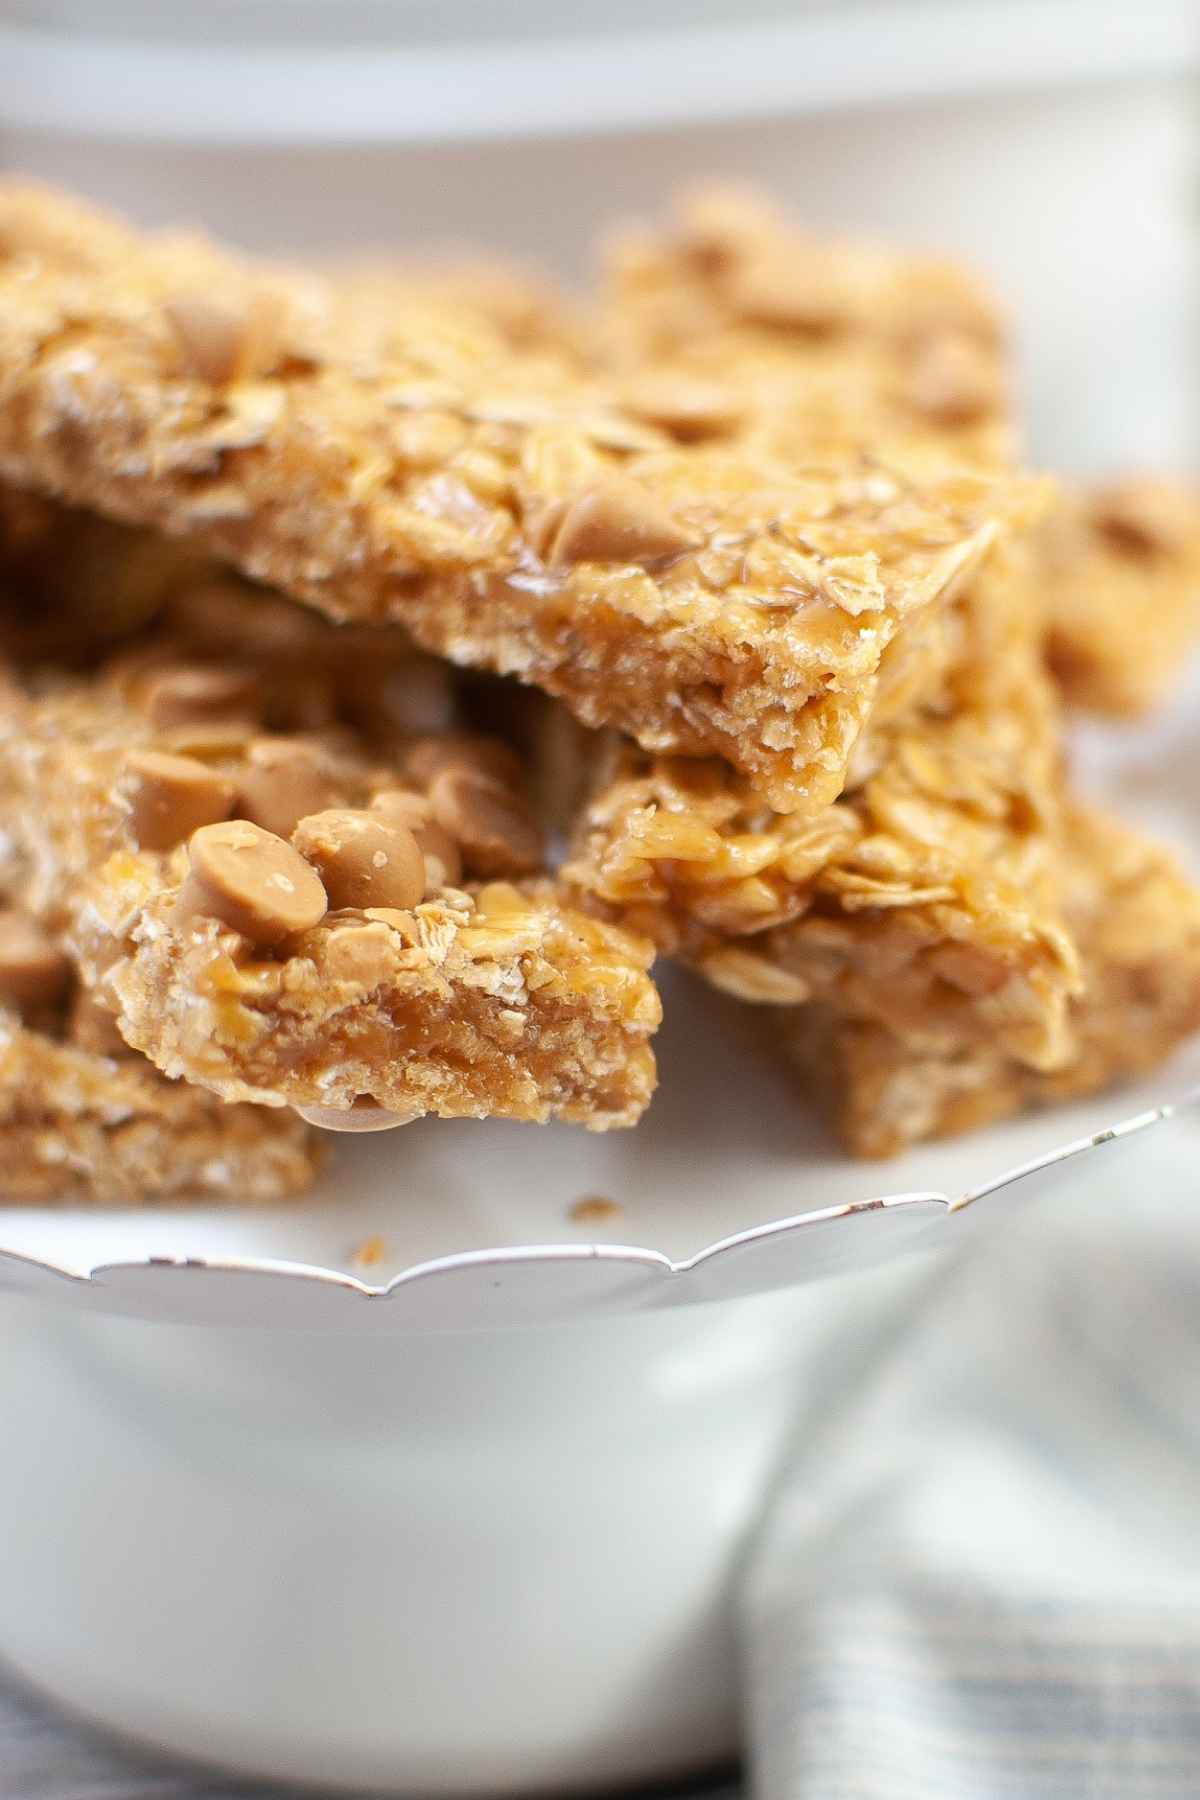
[177,820,328,946]
[0,909,70,1014]
[370,790,463,888]
[122,749,235,851]
[291,809,426,911]
[727,252,844,332]
[68,986,128,1057]
[164,291,278,386]
[618,374,742,442]
[547,477,699,567]
[372,795,467,892]
[369,788,430,830]
[401,734,524,793]
[428,767,543,877]
[294,1099,417,1134]
[413,821,463,890]
[160,720,256,761]
[236,738,342,840]
[1093,481,1194,559]
[907,335,994,426]
[143,665,260,731]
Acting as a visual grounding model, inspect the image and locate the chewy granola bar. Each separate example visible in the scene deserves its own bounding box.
[1042,478,1200,716]
[594,187,1015,473]
[565,540,1080,1073]
[787,805,1200,1156]
[0,181,1038,813]
[0,902,322,1204]
[0,649,660,1130]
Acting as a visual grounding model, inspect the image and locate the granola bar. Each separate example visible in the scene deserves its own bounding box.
[0,901,321,1204]
[565,540,1080,1072]
[1042,478,1200,716]
[0,483,208,663]
[0,181,1038,813]
[787,805,1200,1156]
[0,656,660,1130]
[595,187,1015,473]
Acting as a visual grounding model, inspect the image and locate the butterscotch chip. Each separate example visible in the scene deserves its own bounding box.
[369,787,430,830]
[122,749,235,851]
[142,665,260,731]
[0,908,70,1013]
[1043,478,1200,716]
[67,985,128,1057]
[401,735,523,794]
[727,251,845,332]
[293,1098,416,1133]
[1093,479,1195,559]
[291,809,426,911]
[907,334,996,426]
[159,719,256,760]
[369,658,457,735]
[177,820,328,945]
[413,821,463,890]
[368,791,463,888]
[428,767,542,877]
[163,290,279,387]
[617,374,742,441]
[547,476,699,567]
[236,737,343,840]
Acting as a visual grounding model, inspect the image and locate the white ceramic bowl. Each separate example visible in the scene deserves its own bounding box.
[1,6,1198,1790]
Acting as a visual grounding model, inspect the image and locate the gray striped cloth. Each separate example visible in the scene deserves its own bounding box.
[741,1178,1200,1799]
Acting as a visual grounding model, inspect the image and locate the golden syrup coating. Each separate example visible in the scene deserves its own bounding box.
[0,181,1040,813]
[0,997,322,1203]
[565,541,1080,1074]
[0,663,659,1132]
[593,186,1016,473]
[1042,478,1200,716]
[788,806,1200,1156]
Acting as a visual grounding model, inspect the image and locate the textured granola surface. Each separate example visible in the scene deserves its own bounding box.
[595,187,1015,473]
[0,182,1037,813]
[1043,478,1200,716]
[565,541,1080,1071]
[86,865,659,1126]
[790,806,1200,1156]
[0,661,660,1130]
[0,1002,322,1204]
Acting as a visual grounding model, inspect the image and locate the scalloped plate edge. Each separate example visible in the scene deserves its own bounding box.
[0,1086,1195,1330]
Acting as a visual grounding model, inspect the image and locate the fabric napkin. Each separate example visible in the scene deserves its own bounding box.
[740,1173,1200,1800]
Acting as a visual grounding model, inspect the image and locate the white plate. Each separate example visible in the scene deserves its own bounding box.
[2,671,1199,1331]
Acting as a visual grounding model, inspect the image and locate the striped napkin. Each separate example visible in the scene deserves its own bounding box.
[741,1176,1200,1799]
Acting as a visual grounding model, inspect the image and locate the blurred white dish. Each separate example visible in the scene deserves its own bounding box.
[1,0,1196,470]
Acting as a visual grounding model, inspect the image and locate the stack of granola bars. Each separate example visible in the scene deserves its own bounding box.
[0,181,1197,1202]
